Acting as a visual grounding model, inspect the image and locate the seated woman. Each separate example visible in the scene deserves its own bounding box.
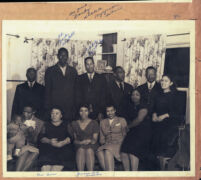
[16,105,44,171]
[97,104,127,171]
[120,89,152,171]
[38,106,74,171]
[71,104,99,171]
[151,74,182,170]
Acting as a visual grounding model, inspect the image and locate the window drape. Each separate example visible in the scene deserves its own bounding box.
[123,34,166,88]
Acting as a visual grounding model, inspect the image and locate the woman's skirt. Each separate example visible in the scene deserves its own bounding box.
[97,143,122,161]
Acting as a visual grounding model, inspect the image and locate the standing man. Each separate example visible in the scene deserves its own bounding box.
[76,57,108,119]
[137,66,162,113]
[12,68,45,119]
[45,48,78,122]
[108,66,133,117]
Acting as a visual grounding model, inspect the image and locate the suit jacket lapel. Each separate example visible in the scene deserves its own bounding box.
[56,64,64,76]
[92,73,97,83]
[65,65,71,77]
[87,72,96,84]
[32,82,38,90]
[113,80,120,91]
[25,82,29,89]
[84,73,91,84]
[123,82,127,92]
[150,82,158,92]
[145,83,149,92]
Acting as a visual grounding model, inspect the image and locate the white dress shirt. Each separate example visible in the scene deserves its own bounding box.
[28,81,35,88]
[147,81,156,90]
[115,81,124,90]
[109,118,114,126]
[59,65,67,76]
[87,72,95,82]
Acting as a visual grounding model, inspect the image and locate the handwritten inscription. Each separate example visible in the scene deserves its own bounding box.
[58,31,75,46]
[95,5,122,18]
[69,4,122,20]
[76,171,102,177]
[37,172,57,177]
[87,39,103,53]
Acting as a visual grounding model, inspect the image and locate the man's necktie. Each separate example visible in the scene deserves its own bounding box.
[119,82,124,92]
[30,82,33,88]
[89,74,93,82]
[149,83,153,92]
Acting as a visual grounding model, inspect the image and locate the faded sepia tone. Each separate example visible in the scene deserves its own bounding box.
[0,1,200,180]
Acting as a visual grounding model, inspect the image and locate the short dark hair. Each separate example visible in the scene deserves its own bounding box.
[79,103,90,111]
[105,104,116,110]
[113,66,124,74]
[131,88,142,101]
[58,47,69,57]
[145,66,157,75]
[26,67,36,74]
[84,56,94,64]
[23,104,35,112]
[162,74,173,82]
[50,105,64,116]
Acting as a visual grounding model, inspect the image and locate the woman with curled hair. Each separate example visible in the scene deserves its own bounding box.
[97,104,128,171]
[38,106,74,171]
[120,89,152,171]
[151,74,182,170]
[71,104,99,171]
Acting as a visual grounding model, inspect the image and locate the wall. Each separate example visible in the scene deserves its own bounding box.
[5,29,191,124]
[116,32,190,67]
[5,32,102,122]
[116,32,190,124]
[6,37,32,122]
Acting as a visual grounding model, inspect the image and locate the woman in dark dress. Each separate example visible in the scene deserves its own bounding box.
[121,89,152,171]
[38,106,74,171]
[71,104,99,171]
[151,74,181,170]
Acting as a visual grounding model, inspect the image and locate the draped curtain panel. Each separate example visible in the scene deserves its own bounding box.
[31,38,99,85]
[123,34,166,88]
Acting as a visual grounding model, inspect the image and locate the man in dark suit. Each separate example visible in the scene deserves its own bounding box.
[76,57,108,119]
[11,68,45,119]
[45,48,78,122]
[137,66,162,113]
[108,66,133,117]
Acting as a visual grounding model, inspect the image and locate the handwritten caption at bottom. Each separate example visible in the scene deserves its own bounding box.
[76,171,102,177]
[36,171,102,177]
[37,172,57,177]
[69,4,123,20]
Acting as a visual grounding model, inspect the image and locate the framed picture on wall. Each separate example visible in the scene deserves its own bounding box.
[96,60,107,73]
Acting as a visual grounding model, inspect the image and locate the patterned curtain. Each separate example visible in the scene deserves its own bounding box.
[123,34,166,88]
[31,38,101,85]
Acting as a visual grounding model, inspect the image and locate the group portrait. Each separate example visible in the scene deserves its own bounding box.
[3,20,195,177]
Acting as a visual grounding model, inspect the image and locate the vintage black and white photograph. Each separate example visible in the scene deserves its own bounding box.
[2,20,195,177]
